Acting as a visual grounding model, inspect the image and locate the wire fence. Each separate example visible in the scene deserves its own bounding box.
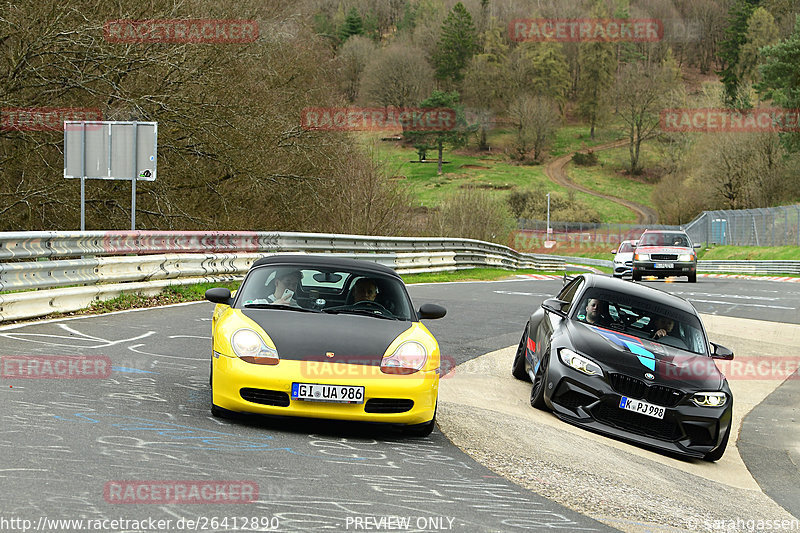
[514,204,800,249]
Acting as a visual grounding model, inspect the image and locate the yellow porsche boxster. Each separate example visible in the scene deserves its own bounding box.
[205,255,447,436]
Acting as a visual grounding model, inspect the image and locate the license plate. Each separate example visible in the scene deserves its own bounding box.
[654,263,674,268]
[620,396,665,419]
[291,383,364,404]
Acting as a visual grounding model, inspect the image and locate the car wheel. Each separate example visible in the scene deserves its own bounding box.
[688,273,697,283]
[632,271,642,281]
[703,426,729,462]
[529,352,550,410]
[512,329,532,382]
[404,406,436,437]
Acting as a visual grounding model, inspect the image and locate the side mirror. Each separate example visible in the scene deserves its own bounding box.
[541,298,568,318]
[693,243,701,249]
[611,249,618,254]
[205,287,233,306]
[418,303,446,320]
[710,342,734,360]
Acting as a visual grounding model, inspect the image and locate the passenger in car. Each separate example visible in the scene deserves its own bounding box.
[352,278,378,303]
[268,269,302,306]
[583,298,613,326]
[651,316,675,339]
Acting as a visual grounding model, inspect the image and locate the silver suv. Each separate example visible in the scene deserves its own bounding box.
[632,230,699,283]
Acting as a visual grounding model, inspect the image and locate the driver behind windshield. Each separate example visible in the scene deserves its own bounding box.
[269,269,302,306]
[581,298,613,327]
[352,278,378,303]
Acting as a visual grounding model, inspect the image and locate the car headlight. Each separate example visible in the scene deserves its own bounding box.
[380,341,427,375]
[231,328,279,365]
[635,253,649,261]
[692,392,727,407]
[559,348,602,376]
[678,253,695,262]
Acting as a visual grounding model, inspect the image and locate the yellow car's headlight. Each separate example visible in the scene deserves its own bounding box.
[380,341,427,375]
[231,328,279,365]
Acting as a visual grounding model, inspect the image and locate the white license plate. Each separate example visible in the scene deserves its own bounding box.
[654,263,674,268]
[620,396,665,419]
[291,383,364,404]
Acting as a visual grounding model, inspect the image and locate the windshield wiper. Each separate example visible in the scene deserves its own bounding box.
[323,308,398,320]
[243,303,320,312]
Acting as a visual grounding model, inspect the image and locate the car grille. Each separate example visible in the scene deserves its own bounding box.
[240,388,290,407]
[364,398,414,413]
[593,403,682,441]
[651,254,678,260]
[609,374,684,407]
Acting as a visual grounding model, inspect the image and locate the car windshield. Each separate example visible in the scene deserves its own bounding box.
[573,288,707,354]
[235,264,414,321]
[640,233,690,247]
[617,242,634,253]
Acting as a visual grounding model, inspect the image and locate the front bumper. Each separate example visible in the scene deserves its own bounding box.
[212,354,438,425]
[544,362,731,458]
[633,260,696,278]
[613,262,632,277]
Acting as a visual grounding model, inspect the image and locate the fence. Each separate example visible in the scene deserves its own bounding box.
[515,204,800,248]
[683,205,800,247]
[0,230,565,322]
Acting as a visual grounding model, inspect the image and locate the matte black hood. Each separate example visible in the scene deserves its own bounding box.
[241,309,412,365]
[566,321,723,390]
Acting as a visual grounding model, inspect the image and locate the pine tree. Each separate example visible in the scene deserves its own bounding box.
[718,0,762,109]
[432,2,479,85]
[757,16,800,152]
[578,1,616,139]
[338,7,364,44]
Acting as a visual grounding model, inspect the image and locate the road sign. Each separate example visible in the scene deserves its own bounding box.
[64,121,157,230]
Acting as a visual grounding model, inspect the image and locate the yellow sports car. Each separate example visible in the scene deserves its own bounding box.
[205,255,447,436]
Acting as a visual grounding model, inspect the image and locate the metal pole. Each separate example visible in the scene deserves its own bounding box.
[546,193,550,239]
[80,122,86,231]
[131,121,138,230]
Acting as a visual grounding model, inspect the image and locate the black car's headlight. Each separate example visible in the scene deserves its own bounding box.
[231,328,279,365]
[559,348,602,376]
[678,253,695,262]
[692,392,727,407]
[634,253,649,261]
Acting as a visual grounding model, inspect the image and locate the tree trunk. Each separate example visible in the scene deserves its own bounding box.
[437,140,444,175]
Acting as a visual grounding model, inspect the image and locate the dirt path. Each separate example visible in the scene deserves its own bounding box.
[544,139,659,224]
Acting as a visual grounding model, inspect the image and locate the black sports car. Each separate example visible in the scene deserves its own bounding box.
[512,274,734,461]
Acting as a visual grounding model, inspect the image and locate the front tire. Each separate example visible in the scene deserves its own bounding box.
[530,352,550,410]
[688,273,697,283]
[512,329,532,382]
[632,270,642,281]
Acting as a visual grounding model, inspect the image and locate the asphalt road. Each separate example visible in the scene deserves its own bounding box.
[1,274,797,532]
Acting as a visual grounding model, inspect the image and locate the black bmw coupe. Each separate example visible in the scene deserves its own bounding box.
[512,274,734,461]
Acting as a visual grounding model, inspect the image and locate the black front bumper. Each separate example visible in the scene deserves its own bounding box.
[632,260,696,278]
[544,363,732,459]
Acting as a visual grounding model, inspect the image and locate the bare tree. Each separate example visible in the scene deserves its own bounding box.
[359,43,434,108]
[615,59,681,174]
[507,95,560,163]
[337,35,376,102]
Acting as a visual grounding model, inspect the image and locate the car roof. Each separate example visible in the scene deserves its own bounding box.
[579,273,698,315]
[251,254,402,279]
[640,229,689,235]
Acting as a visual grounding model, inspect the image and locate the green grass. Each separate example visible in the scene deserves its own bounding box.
[549,124,623,157]
[402,267,583,284]
[568,153,656,209]
[699,246,800,261]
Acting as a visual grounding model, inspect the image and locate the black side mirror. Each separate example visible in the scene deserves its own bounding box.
[205,287,233,306]
[710,342,734,360]
[541,298,568,318]
[418,303,446,320]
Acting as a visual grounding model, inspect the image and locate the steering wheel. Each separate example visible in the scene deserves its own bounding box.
[352,300,390,315]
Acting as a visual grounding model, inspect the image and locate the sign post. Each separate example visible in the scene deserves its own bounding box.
[64,121,157,230]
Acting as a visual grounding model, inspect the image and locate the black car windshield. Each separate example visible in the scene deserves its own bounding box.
[573,288,707,354]
[235,264,414,321]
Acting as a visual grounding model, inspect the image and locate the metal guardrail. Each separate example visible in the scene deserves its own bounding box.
[0,231,565,322]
